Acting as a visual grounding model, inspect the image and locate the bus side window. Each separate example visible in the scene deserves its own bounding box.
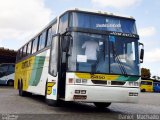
[52,22,57,35]
[19,48,23,59]
[49,36,59,76]
[0,64,8,77]
[8,64,15,75]
[59,13,68,33]
[27,41,32,55]
[32,38,38,54]
[38,32,46,50]
[22,45,27,57]
[46,27,52,46]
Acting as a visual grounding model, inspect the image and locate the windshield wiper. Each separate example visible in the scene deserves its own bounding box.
[90,52,100,74]
[111,43,128,77]
[93,40,105,74]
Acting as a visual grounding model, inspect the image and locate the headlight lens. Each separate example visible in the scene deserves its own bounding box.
[82,79,87,83]
[129,82,139,86]
[76,79,81,83]
[75,79,88,84]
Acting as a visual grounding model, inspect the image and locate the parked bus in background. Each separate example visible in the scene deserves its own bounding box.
[0,63,15,86]
[140,80,153,92]
[153,82,160,92]
[14,9,144,108]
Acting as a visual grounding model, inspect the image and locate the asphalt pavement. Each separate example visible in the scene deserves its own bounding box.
[0,86,160,120]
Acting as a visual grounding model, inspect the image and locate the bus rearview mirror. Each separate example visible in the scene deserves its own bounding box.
[140,49,144,63]
[62,35,71,52]
[139,42,144,63]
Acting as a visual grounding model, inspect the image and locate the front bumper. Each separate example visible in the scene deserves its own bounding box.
[65,85,139,103]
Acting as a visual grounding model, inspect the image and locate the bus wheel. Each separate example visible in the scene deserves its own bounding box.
[94,102,111,109]
[7,80,14,86]
[141,89,146,92]
[18,81,27,96]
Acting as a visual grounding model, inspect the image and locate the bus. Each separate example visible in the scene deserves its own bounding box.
[140,80,153,92]
[14,9,144,108]
[0,63,15,86]
[153,82,160,92]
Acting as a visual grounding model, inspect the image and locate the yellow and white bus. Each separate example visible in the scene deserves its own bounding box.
[140,80,153,92]
[14,9,144,108]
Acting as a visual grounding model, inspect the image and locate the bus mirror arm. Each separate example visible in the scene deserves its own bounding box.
[62,33,73,53]
[139,42,144,63]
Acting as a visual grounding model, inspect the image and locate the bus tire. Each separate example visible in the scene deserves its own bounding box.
[141,89,146,92]
[18,80,27,96]
[94,102,111,109]
[7,80,14,86]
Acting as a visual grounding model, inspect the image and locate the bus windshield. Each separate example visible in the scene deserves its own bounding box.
[68,32,139,75]
[70,12,137,34]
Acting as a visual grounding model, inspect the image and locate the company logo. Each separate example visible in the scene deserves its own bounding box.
[96,18,121,28]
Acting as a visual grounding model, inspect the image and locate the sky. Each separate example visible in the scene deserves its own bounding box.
[0,0,160,76]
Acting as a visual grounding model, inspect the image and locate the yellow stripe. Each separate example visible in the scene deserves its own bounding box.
[75,73,119,81]
[14,56,35,90]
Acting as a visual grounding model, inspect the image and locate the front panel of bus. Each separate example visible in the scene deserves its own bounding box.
[57,11,141,103]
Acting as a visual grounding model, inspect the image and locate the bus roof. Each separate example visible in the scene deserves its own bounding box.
[17,8,136,51]
[61,8,136,21]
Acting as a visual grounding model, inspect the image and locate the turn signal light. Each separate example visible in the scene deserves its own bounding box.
[69,78,74,83]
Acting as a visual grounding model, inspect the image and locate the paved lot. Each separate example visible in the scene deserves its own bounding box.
[0,86,160,120]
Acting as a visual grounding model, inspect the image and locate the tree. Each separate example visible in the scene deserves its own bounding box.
[141,68,151,79]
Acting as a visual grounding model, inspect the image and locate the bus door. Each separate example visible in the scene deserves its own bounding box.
[47,35,59,100]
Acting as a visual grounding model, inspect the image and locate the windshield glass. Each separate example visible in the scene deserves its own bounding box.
[68,32,109,73]
[68,32,139,75]
[109,36,139,75]
[70,12,137,34]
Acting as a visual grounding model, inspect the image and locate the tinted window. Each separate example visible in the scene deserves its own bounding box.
[0,64,8,77]
[7,64,15,74]
[23,45,27,57]
[27,42,32,55]
[141,81,152,85]
[59,13,68,33]
[49,36,59,76]
[38,32,46,50]
[0,64,8,72]
[52,23,57,35]
[19,48,23,59]
[154,82,160,86]
[70,12,137,34]
[46,27,52,46]
[32,38,38,54]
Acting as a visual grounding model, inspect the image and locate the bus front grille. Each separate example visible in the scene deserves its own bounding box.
[111,81,126,85]
[91,80,107,84]
[91,80,126,85]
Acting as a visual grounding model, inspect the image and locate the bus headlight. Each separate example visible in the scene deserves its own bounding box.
[75,79,87,84]
[82,79,87,83]
[128,82,139,87]
[76,79,81,83]
[68,78,74,84]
